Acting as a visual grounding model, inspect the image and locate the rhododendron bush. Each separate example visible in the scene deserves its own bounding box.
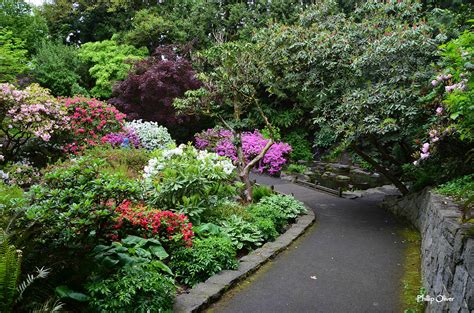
[144,144,237,223]
[63,97,126,153]
[195,128,292,175]
[0,83,69,162]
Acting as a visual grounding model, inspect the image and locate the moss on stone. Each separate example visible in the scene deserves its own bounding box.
[399,227,425,313]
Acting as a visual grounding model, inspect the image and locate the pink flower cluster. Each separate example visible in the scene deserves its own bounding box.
[63,97,127,153]
[0,83,69,142]
[431,73,467,92]
[195,128,292,175]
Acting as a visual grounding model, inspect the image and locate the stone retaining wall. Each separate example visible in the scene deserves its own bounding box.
[383,189,473,313]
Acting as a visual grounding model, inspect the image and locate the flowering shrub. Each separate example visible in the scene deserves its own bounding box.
[414,30,473,165]
[125,120,174,150]
[195,128,292,175]
[0,161,41,188]
[143,144,236,223]
[63,97,126,153]
[26,156,140,247]
[112,200,194,248]
[0,83,69,161]
[101,128,141,148]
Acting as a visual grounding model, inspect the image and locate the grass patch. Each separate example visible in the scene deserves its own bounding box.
[399,227,425,313]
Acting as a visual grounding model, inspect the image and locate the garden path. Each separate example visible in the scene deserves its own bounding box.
[206,175,406,313]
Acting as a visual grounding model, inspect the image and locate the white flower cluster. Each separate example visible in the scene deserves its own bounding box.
[143,145,235,180]
[126,120,174,150]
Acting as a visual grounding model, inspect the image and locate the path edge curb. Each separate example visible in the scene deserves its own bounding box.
[173,207,315,313]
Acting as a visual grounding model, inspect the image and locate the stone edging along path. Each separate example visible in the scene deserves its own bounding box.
[173,205,315,312]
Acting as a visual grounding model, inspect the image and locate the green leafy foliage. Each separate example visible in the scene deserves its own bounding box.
[0,232,21,313]
[253,217,278,241]
[0,1,48,54]
[0,182,26,229]
[252,185,273,203]
[144,145,237,224]
[201,201,252,224]
[170,236,238,286]
[284,130,313,161]
[32,40,89,97]
[78,39,147,98]
[436,174,474,215]
[0,29,29,83]
[286,164,308,174]
[82,147,150,180]
[86,262,175,313]
[26,156,140,247]
[257,194,307,221]
[247,203,287,232]
[92,236,170,271]
[220,215,264,250]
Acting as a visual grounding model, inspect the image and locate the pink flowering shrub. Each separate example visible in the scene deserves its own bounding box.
[0,83,69,162]
[195,128,292,175]
[63,97,127,153]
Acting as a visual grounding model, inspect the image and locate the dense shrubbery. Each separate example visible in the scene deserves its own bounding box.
[1,0,472,311]
[170,236,238,286]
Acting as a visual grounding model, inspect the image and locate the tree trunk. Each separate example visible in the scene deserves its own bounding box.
[351,144,409,195]
[236,132,274,203]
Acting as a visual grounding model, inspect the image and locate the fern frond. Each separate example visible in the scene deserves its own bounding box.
[0,230,22,313]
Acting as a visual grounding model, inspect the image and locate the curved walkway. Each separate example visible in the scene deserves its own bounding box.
[207,175,406,313]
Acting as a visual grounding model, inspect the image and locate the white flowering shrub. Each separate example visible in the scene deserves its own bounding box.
[126,120,174,150]
[143,144,236,223]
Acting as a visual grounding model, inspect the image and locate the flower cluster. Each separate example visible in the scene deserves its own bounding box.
[195,128,292,175]
[0,160,42,188]
[0,84,69,155]
[101,128,141,148]
[125,120,174,150]
[113,200,194,248]
[144,144,235,181]
[63,97,126,153]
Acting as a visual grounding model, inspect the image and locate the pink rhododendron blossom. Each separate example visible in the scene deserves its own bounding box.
[421,143,430,154]
[436,107,443,115]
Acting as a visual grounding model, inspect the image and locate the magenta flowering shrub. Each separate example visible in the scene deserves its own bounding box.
[0,83,70,162]
[63,97,127,154]
[101,128,141,148]
[195,128,292,175]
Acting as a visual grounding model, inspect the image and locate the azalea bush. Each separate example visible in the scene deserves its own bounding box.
[143,144,237,223]
[125,120,174,150]
[112,200,194,249]
[0,83,69,162]
[195,128,292,175]
[63,97,126,154]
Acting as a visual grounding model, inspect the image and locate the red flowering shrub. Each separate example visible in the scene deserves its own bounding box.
[112,200,194,249]
[63,97,127,153]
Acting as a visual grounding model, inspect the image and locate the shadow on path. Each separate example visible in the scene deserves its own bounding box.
[206,175,405,313]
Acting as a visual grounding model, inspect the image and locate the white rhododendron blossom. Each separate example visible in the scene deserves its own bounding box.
[143,145,235,180]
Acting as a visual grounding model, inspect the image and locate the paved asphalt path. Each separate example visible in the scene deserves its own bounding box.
[206,175,405,313]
